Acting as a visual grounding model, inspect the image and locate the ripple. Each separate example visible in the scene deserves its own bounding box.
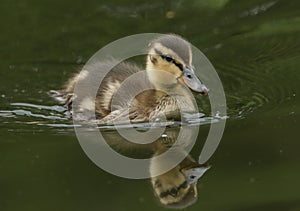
[0,101,225,131]
[10,102,67,112]
[239,1,278,18]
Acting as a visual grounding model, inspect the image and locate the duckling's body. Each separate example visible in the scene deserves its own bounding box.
[50,34,208,122]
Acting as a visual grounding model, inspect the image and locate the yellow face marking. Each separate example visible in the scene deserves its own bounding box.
[146,43,190,85]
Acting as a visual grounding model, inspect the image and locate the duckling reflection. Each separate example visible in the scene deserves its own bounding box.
[101,125,210,209]
[150,153,210,209]
[150,129,210,209]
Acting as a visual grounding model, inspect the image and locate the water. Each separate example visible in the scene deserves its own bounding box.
[1,0,300,210]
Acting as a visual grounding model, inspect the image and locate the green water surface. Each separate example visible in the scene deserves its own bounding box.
[0,0,299,210]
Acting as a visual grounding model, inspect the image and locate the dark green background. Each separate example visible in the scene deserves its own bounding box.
[0,0,299,210]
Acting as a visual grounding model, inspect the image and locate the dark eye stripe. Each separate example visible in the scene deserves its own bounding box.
[158,181,188,198]
[159,191,169,198]
[172,61,184,71]
[154,48,184,71]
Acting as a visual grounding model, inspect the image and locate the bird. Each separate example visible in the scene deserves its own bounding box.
[49,34,209,122]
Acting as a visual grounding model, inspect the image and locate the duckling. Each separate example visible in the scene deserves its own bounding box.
[49,34,208,122]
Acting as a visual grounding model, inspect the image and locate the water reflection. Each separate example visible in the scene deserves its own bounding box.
[103,125,210,209]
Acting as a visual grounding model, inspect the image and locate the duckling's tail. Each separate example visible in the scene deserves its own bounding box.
[47,90,67,104]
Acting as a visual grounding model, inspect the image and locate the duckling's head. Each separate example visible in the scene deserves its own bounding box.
[151,165,198,209]
[146,34,208,95]
[150,155,210,209]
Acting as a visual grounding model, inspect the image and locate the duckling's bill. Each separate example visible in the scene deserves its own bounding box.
[181,164,211,185]
[178,67,209,95]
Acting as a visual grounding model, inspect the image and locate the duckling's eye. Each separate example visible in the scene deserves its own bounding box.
[169,188,178,197]
[161,54,174,63]
[180,181,188,189]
